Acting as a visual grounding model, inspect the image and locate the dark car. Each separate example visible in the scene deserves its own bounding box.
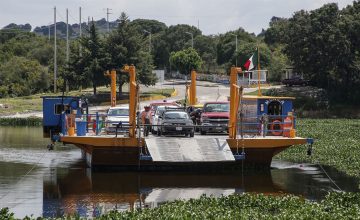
[282,77,310,86]
[157,111,194,137]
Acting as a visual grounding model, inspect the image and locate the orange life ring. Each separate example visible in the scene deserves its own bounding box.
[270,120,283,136]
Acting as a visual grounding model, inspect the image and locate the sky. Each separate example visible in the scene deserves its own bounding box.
[0,0,355,35]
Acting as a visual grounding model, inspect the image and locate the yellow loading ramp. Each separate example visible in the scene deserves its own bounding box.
[145,136,235,162]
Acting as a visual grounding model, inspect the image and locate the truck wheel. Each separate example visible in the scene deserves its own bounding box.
[190,130,194,137]
[200,130,206,135]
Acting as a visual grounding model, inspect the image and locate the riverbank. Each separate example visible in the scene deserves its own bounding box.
[0,87,175,117]
[1,192,359,219]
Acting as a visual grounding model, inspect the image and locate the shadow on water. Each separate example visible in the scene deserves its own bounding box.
[0,126,359,218]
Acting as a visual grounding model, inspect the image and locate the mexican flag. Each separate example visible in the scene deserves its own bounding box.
[244,49,258,70]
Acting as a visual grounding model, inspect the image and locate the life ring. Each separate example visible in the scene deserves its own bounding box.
[270,120,283,136]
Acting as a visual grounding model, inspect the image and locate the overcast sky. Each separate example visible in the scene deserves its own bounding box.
[0,0,355,35]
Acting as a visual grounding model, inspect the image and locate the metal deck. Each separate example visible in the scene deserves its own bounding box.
[145,136,235,162]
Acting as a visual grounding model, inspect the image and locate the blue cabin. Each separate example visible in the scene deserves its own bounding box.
[42,96,84,138]
[241,95,295,135]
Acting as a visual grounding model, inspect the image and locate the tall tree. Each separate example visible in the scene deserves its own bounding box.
[169,48,203,75]
[77,21,107,95]
[105,12,156,95]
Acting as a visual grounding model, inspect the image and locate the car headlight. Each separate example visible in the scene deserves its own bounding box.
[162,122,171,125]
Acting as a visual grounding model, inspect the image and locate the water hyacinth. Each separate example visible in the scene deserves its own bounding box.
[276,118,360,184]
[2,193,357,219]
[0,117,42,126]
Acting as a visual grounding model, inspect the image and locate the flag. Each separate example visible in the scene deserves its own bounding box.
[244,49,258,70]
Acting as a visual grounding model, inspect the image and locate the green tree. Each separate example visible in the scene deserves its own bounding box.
[0,56,49,97]
[169,48,203,75]
[264,17,289,46]
[105,12,156,95]
[216,28,257,69]
[71,21,107,95]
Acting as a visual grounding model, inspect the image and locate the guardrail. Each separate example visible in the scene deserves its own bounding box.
[60,112,297,138]
[237,114,296,137]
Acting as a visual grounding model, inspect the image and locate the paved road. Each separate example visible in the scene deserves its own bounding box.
[4,79,263,118]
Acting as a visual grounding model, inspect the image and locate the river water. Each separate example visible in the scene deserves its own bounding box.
[0,126,358,218]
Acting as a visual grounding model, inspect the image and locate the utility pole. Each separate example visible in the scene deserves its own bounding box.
[231,33,238,66]
[79,7,82,57]
[54,6,57,93]
[106,8,112,33]
[66,8,69,93]
[143,29,151,53]
[185,31,193,49]
[66,9,69,63]
[79,7,82,37]
[87,16,90,37]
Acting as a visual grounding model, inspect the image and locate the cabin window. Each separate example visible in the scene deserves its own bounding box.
[267,101,282,116]
[54,104,70,115]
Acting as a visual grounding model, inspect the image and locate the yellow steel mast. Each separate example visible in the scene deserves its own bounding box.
[104,70,117,107]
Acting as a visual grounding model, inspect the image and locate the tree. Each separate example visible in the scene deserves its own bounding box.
[264,17,289,46]
[216,28,256,70]
[193,35,217,74]
[0,56,49,97]
[169,48,203,75]
[76,21,108,95]
[105,12,157,95]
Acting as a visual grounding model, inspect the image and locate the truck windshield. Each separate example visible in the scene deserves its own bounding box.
[204,103,229,112]
[164,112,188,119]
[108,109,129,116]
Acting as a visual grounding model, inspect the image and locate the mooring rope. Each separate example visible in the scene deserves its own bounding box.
[315,160,343,192]
[0,150,47,202]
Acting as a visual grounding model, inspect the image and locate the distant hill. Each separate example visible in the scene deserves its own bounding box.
[2,23,32,32]
[1,18,119,39]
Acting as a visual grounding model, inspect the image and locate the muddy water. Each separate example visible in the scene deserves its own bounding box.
[0,126,358,218]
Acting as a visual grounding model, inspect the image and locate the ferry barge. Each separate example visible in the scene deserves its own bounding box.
[42,65,313,169]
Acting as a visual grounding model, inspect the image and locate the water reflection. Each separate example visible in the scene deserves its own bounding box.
[0,126,358,218]
[43,168,281,218]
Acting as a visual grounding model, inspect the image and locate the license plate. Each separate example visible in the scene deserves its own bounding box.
[176,127,182,131]
[215,126,222,130]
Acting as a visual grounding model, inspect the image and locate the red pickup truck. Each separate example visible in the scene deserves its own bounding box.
[199,102,230,135]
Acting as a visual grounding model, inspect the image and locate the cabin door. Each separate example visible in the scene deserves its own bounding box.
[267,100,283,123]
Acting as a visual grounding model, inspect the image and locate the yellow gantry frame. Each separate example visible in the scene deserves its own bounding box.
[188,70,197,105]
[122,65,138,138]
[229,66,243,139]
[104,70,117,107]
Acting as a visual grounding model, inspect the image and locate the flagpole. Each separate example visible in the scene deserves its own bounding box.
[257,46,262,96]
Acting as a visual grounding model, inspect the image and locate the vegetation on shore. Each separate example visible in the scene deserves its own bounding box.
[1,192,360,219]
[0,88,175,116]
[0,117,42,126]
[276,118,360,182]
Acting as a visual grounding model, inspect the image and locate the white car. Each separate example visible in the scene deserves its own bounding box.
[152,105,178,133]
[105,106,129,133]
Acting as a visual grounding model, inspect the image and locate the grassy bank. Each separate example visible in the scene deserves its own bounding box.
[0,88,175,116]
[1,192,360,219]
[0,117,42,126]
[276,118,360,180]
